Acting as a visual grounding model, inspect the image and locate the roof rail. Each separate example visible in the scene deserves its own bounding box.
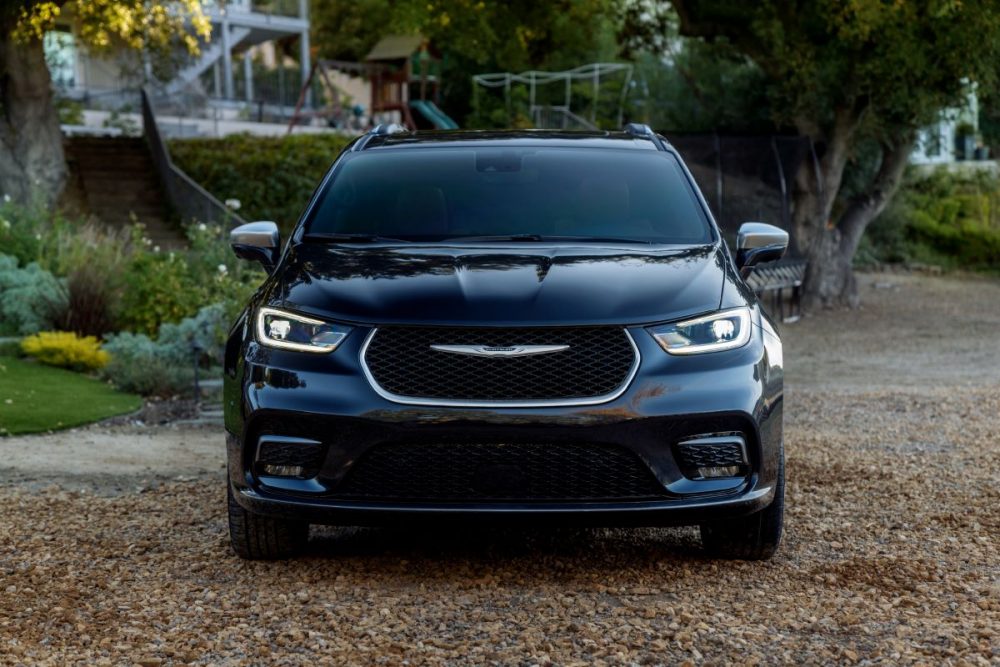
[353,123,410,151]
[623,123,669,151]
[370,123,410,136]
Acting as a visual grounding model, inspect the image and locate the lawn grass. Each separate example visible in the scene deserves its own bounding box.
[0,356,142,436]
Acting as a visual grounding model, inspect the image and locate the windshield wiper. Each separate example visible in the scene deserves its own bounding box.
[546,236,655,244]
[443,234,546,242]
[444,234,653,244]
[302,232,410,243]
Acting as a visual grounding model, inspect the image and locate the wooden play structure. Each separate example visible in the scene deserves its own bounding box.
[287,34,457,132]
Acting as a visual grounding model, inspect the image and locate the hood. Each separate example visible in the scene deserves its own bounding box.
[267,243,728,326]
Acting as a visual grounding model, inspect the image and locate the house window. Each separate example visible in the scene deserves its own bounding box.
[44,30,77,90]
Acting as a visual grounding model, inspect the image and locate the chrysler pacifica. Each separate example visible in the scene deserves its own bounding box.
[224,123,789,560]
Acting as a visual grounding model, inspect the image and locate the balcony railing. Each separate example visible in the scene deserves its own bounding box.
[203,0,303,19]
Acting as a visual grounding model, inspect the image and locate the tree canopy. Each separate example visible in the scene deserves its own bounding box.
[0,1,210,205]
[672,0,1000,306]
[310,0,623,124]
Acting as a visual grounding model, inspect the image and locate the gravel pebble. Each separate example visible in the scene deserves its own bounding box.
[1,272,998,665]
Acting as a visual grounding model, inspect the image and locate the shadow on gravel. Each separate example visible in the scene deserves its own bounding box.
[305,524,708,567]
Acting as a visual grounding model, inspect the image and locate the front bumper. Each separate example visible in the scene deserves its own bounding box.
[225,323,784,526]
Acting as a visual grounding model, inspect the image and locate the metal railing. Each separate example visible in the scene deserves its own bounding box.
[141,88,247,227]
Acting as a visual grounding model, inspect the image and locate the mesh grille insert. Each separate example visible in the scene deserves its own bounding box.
[333,442,667,501]
[363,326,636,402]
[256,438,326,476]
[673,440,747,471]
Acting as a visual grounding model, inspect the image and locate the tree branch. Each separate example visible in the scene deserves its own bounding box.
[837,133,916,256]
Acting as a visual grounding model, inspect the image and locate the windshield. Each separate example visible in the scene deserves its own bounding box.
[303,147,713,244]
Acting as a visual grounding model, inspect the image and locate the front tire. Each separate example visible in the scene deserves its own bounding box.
[700,448,784,560]
[227,484,308,560]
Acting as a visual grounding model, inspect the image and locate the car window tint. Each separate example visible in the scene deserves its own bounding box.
[306,147,712,243]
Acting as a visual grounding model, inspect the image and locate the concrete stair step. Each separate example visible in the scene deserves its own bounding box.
[64,135,188,248]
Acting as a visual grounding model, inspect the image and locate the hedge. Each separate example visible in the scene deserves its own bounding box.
[861,168,1000,271]
[169,133,353,233]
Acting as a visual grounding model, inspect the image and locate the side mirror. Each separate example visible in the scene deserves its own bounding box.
[736,222,788,279]
[231,221,280,273]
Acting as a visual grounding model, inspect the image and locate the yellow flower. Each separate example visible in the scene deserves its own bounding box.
[20,332,110,372]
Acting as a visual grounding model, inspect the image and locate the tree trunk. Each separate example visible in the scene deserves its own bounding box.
[0,32,66,206]
[796,134,915,310]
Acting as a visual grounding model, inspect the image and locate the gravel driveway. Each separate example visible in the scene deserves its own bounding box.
[1,272,997,665]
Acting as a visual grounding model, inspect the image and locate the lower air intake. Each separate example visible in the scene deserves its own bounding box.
[333,442,667,501]
[673,434,748,479]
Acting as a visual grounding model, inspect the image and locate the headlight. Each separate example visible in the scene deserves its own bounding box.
[256,307,351,353]
[648,307,752,355]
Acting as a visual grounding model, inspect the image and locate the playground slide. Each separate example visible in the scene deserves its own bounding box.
[410,100,459,130]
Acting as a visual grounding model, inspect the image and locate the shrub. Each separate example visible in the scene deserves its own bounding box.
[0,195,49,265]
[118,249,210,336]
[101,331,193,397]
[0,254,67,335]
[169,133,353,234]
[102,303,229,396]
[866,168,1000,271]
[117,222,262,336]
[21,331,110,372]
[40,222,135,336]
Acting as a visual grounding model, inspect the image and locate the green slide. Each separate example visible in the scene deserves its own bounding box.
[410,100,459,129]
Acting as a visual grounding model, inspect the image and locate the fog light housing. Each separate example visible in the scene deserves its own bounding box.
[674,433,749,480]
[256,436,325,479]
[696,465,743,479]
[262,464,306,477]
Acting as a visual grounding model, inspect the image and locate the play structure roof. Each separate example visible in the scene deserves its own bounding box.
[365,35,426,62]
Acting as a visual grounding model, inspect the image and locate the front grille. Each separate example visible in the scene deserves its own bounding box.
[363,326,636,403]
[333,442,667,501]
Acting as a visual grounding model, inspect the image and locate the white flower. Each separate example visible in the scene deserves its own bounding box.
[198,223,207,232]
[153,245,161,253]
[224,198,242,211]
[217,264,228,274]
[2,194,10,203]
[0,218,9,230]
[34,233,42,240]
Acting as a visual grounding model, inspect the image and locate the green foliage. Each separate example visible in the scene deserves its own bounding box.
[0,194,49,265]
[0,196,261,338]
[102,106,140,136]
[0,354,142,436]
[169,133,352,234]
[55,98,85,125]
[862,169,1000,271]
[630,46,772,133]
[20,331,109,372]
[117,249,207,336]
[674,2,1000,138]
[310,0,622,126]
[102,303,229,396]
[0,254,66,336]
[117,222,263,336]
[101,332,193,397]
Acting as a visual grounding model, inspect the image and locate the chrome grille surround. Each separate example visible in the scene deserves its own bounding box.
[360,326,641,408]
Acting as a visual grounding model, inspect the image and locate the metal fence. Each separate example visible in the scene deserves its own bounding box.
[662,133,813,254]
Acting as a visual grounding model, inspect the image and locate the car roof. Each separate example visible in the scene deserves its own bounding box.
[362,129,664,151]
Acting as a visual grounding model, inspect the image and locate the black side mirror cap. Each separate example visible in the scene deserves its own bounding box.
[230,221,280,273]
[735,222,789,279]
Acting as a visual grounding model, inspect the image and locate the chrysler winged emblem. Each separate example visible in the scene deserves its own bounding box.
[429,344,570,357]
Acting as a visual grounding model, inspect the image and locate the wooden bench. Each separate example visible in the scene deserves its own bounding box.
[746,260,807,322]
